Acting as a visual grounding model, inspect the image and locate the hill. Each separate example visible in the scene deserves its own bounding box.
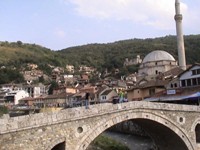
[1,35,200,78]
[0,41,65,74]
[58,34,200,71]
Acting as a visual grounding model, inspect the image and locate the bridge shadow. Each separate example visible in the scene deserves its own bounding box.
[133,119,188,150]
[51,141,65,150]
[87,118,188,150]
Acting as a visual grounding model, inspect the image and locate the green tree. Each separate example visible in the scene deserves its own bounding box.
[0,106,8,117]
[0,68,24,84]
[38,75,45,83]
[17,41,23,46]
[48,81,59,95]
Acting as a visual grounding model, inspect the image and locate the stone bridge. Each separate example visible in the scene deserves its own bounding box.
[0,101,200,150]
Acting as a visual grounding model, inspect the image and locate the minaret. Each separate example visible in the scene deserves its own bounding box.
[174,0,186,70]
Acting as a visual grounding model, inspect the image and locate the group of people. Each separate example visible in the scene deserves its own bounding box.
[118,89,128,103]
[84,89,128,109]
[112,89,128,104]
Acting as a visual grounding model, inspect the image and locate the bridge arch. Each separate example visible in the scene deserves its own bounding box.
[191,118,200,144]
[76,110,194,150]
[45,137,67,150]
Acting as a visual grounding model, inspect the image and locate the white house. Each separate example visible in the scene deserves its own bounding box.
[66,65,74,73]
[4,90,29,105]
[23,83,47,98]
[100,89,118,103]
[179,64,200,88]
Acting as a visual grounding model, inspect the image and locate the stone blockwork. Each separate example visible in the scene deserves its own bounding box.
[0,101,200,150]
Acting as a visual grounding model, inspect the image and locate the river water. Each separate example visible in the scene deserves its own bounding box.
[103,131,155,150]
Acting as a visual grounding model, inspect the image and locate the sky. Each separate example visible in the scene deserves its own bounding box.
[0,0,200,50]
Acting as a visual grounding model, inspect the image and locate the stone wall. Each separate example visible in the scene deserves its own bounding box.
[0,101,199,135]
[0,101,200,150]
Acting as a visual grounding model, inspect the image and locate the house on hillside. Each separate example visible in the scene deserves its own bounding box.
[179,63,200,88]
[53,86,77,95]
[4,90,29,105]
[124,55,142,66]
[31,93,67,108]
[78,74,89,85]
[63,74,74,85]
[99,89,118,103]
[22,69,44,81]
[111,80,127,93]
[19,97,35,106]
[143,64,200,105]
[95,85,109,103]
[70,92,85,107]
[79,65,95,74]
[23,83,47,98]
[51,67,64,82]
[162,63,200,97]
[127,80,169,101]
[66,65,74,73]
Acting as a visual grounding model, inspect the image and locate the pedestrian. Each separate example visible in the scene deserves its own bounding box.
[119,89,124,103]
[85,92,90,109]
[123,96,128,102]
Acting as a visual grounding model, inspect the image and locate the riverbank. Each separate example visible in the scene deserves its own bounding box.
[87,133,129,150]
[87,131,154,150]
[104,131,154,150]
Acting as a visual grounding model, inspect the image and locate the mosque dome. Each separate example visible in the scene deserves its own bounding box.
[142,50,175,63]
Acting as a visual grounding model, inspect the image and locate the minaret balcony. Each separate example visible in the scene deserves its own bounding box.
[174,14,182,21]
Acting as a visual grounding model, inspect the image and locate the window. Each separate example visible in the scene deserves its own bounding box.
[171,84,173,88]
[192,78,197,86]
[197,69,200,74]
[181,80,186,87]
[192,69,200,75]
[102,96,106,100]
[198,78,200,85]
[174,83,177,87]
[192,70,197,75]
[155,70,158,74]
[187,79,191,86]
[149,88,155,96]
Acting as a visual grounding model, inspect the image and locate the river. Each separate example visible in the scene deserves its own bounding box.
[103,131,155,150]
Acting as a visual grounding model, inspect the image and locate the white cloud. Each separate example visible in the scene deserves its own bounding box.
[67,0,189,30]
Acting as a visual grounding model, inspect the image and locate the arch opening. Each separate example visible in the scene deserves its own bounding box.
[133,118,188,150]
[195,124,200,143]
[101,118,188,150]
[78,111,193,150]
[51,141,65,150]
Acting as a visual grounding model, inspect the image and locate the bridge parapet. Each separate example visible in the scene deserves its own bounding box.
[0,101,199,134]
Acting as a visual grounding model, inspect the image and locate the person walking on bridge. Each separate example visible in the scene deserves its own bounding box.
[119,89,124,103]
[85,92,90,109]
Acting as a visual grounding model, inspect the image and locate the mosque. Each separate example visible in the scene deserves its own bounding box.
[126,0,189,101]
[138,50,178,77]
[137,0,186,79]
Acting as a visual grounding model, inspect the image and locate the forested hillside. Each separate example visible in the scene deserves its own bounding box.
[0,41,65,74]
[58,34,200,71]
[1,34,200,76]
